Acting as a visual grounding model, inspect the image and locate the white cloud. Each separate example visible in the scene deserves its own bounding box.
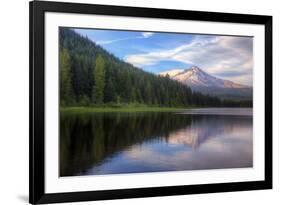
[124,35,253,85]
[96,32,154,45]
[97,36,138,45]
[142,32,154,38]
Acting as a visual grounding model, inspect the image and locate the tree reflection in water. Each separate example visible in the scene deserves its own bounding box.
[60,110,252,176]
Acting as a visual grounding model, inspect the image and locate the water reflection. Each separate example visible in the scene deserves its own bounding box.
[60,108,253,176]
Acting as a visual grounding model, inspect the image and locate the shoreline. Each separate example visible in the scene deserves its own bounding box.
[60,106,191,113]
[60,106,252,114]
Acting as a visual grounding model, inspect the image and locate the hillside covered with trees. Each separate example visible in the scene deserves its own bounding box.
[59,28,251,108]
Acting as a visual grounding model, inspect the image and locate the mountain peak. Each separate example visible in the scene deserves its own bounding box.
[159,66,251,100]
[161,66,248,89]
[189,66,201,72]
[180,66,206,77]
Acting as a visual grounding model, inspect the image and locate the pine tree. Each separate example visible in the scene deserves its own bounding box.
[93,55,105,104]
[60,48,73,105]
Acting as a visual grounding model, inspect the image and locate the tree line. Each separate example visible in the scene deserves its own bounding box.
[59,28,251,108]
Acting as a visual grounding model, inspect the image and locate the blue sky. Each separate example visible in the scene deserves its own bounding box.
[74,28,253,86]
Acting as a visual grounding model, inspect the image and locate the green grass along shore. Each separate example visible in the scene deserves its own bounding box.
[60,105,192,113]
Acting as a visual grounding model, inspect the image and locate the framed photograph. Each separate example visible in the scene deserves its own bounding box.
[29,0,272,204]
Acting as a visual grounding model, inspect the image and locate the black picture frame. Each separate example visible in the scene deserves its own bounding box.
[29,0,272,204]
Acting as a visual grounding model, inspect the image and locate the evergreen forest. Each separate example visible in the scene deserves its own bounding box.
[59,28,252,108]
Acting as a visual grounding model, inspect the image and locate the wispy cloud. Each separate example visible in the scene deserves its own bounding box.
[142,32,154,38]
[124,35,253,85]
[96,32,154,45]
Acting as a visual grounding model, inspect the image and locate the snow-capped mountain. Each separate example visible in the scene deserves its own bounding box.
[160,66,248,89]
[159,66,252,100]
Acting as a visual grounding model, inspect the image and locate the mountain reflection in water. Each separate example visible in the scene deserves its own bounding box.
[60,108,253,176]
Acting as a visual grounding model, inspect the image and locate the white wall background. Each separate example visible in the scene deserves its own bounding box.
[0,0,279,204]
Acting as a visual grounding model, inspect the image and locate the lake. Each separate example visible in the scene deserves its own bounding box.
[60,108,253,176]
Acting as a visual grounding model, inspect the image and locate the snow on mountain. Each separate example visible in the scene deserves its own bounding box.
[160,66,248,89]
[159,66,252,100]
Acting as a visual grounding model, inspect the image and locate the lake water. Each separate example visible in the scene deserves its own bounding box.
[60,108,253,176]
